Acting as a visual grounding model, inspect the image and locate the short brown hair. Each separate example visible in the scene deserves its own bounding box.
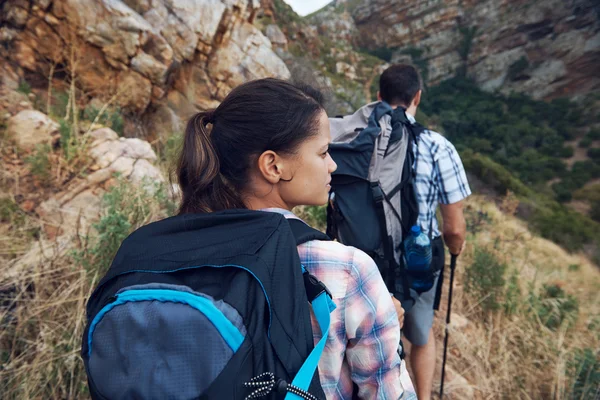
[379,64,422,106]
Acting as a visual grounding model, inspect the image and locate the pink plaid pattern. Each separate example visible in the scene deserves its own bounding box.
[264,208,412,399]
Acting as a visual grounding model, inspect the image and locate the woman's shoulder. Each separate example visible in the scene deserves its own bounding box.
[298,240,379,299]
[298,239,378,274]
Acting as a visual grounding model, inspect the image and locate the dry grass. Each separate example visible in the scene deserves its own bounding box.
[0,175,173,399]
[0,254,96,399]
[432,195,600,399]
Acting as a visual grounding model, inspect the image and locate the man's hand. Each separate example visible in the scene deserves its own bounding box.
[449,240,466,257]
[391,296,404,329]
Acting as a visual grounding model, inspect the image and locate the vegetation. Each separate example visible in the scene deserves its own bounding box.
[24,143,52,184]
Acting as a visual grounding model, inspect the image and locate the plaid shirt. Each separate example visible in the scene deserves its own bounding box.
[263,208,416,399]
[408,113,472,238]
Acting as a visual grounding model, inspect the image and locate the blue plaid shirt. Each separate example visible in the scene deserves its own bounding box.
[407,112,471,238]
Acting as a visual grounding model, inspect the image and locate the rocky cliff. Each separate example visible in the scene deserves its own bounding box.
[348,0,599,100]
[0,0,289,137]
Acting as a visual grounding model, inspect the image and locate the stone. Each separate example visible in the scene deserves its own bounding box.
[442,367,475,399]
[116,70,152,113]
[20,199,36,213]
[208,20,290,93]
[131,52,169,84]
[144,103,182,138]
[7,110,59,151]
[37,188,104,237]
[129,158,164,187]
[1,235,73,282]
[266,24,287,47]
[335,61,357,80]
[0,88,31,116]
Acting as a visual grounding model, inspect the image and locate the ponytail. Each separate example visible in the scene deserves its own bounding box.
[176,110,245,214]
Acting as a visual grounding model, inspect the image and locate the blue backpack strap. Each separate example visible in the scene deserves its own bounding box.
[285,220,335,399]
[285,265,335,400]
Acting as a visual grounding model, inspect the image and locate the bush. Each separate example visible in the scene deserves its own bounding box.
[590,200,600,223]
[503,268,521,315]
[529,283,579,330]
[568,348,600,400]
[25,144,52,184]
[17,80,32,95]
[74,176,173,275]
[420,77,585,186]
[587,128,600,140]
[465,248,506,313]
[579,136,593,148]
[83,105,124,135]
[588,148,600,163]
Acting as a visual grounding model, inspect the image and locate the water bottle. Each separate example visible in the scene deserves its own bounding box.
[403,225,433,293]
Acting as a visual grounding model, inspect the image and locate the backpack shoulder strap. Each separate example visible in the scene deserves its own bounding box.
[283,218,334,399]
[288,219,330,245]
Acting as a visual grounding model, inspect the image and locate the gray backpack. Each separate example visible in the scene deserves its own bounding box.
[326,101,426,311]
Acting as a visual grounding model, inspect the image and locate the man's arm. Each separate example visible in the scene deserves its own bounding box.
[440,201,466,256]
[433,138,471,256]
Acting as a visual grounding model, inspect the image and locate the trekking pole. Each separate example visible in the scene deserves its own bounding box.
[440,254,458,399]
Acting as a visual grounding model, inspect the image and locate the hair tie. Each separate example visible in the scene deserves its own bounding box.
[203,109,216,126]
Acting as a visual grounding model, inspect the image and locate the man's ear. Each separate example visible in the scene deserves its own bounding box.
[256,150,284,184]
[377,91,382,102]
[412,90,422,108]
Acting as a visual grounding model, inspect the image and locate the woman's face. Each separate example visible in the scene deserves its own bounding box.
[278,110,337,208]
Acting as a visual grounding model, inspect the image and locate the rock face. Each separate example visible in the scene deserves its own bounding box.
[345,0,599,100]
[0,0,290,137]
[36,127,165,238]
[7,110,59,150]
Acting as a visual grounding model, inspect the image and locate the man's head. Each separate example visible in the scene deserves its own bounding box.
[378,64,422,111]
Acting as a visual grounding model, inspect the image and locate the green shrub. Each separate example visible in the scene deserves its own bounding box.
[74,176,172,275]
[17,80,32,95]
[50,91,70,118]
[568,263,580,272]
[465,248,506,313]
[503,269,522,315]
[25,144,52,183]
[590,200,600,223]
[588,148,600,163]
[421,77,584,185]
[530,284,579,330]
[587,128,600,140]
[83,105,124,135]
[159,133,183,166]
[579,137,593,148]
[568,348,600,400]
[0,197,22,224]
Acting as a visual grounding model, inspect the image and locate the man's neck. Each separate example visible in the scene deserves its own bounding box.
[389,103,417,117]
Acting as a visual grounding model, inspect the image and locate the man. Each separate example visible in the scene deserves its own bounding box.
[379,64,470,400]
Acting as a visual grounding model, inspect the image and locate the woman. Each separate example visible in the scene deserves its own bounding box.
[176,78,411,399]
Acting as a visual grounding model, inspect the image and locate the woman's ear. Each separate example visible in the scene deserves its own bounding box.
[257,150,284,184]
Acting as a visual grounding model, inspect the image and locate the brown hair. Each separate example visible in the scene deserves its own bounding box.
[379,64,422,107]
[176,78,325,214]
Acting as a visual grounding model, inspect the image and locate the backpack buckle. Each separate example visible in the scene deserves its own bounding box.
[370,182,384,204]
[302,271,332,302]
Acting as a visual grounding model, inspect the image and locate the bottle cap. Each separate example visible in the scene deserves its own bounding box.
[411,225,421,235]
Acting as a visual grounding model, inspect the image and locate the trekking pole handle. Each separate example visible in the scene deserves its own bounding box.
[450,253,458,270]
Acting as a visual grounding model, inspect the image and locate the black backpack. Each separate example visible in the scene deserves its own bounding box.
[326,102,427,311]
[81,209,333,399]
